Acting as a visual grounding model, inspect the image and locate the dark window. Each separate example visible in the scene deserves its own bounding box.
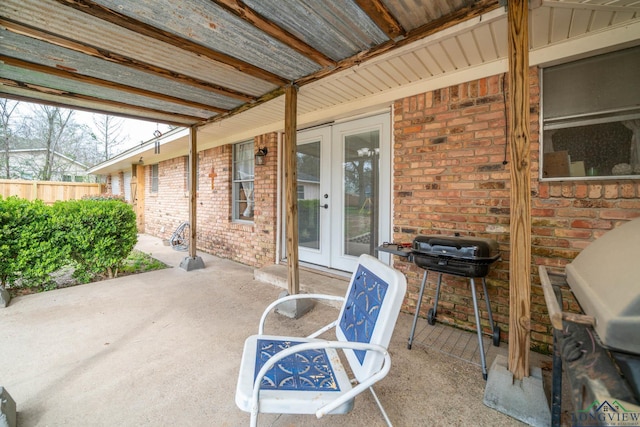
[151,164,159,192]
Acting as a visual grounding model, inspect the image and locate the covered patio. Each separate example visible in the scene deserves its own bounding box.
[0,234,556,426]
[2,1,638,424]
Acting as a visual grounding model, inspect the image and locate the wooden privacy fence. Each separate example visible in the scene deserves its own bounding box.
[0,179,104,204]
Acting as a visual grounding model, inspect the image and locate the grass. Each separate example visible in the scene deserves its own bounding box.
[120,250,167,274]
[6,250,168,297]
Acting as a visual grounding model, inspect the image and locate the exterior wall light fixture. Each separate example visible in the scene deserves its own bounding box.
[255,147,268,165]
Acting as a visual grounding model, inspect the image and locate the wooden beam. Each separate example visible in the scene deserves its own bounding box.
[0,18,257,103]
[353,0,405,39]
[284,84,299,295]
[53,0,289,86]
[199,86,285,126]
[0,91,192,127]
[0,55,228,114]
[211,0,336,68]
[0,78,203,125]
[507,0,532,381]
[188,126,198,259]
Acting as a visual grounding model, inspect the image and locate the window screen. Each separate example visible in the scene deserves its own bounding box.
[541,46,640,180]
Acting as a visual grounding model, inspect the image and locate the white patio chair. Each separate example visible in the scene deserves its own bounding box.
[235,254,407,426]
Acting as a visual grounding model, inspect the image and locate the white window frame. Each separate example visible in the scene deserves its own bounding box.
[232,140,255,222]
[540,46,640,182]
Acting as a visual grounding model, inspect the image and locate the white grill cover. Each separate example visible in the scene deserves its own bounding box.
[566,216,640,354]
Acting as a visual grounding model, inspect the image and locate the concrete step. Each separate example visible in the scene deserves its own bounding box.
[254,264,350,308]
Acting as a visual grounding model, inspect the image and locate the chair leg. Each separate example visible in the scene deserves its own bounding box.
[369,387,393,427]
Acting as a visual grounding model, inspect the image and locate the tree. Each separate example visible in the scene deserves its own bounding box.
[19,105,95,180]
[0,99,19,179]
[91,114,126,161]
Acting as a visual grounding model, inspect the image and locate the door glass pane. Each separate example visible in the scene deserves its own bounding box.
[297,142,321,249]
[344,131,379,257]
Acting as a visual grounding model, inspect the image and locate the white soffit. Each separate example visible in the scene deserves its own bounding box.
[197,2,638,148]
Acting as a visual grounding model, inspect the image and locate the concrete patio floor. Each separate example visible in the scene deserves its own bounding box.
[0,235,553,426]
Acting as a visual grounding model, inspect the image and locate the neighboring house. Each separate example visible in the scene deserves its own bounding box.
[85,6,640,353]
[7,148,95,182]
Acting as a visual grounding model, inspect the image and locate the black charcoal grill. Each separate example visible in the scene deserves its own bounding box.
[540,216,640,426]
[411,235,500,278]
[378,234,501,379]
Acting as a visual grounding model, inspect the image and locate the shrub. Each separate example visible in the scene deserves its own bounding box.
[82,193,126,202]
[53,199,138,282]
[0,197,67,289]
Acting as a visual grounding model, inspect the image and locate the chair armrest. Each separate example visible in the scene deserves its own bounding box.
[258,293,345,336]
[250,340,390,423]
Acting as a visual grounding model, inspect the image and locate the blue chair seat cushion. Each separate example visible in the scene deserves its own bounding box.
[254,338,342,391]
[235,334,354,414]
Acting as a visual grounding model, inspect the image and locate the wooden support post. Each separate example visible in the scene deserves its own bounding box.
[507,0,532,380]
[284,84,300,295]
[130,163,139,227]
[188,125,198,259]
[179,125,204,271]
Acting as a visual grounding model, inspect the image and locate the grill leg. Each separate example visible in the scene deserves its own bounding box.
[481,277,494,329]
[470,278,488,379]
[432,273,443,315]
[481,277,500,346]
[408,270,428,350]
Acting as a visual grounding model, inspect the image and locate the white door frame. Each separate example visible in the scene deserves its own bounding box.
[329,113,392,272]
[281,112,392,273]
[296,126,332,266]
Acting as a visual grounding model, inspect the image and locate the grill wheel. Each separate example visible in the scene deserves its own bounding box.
[427,308,436,326]
[493,325,500,347]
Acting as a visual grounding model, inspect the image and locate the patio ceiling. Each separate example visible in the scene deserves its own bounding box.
[1,0,502,127]
[2,0,639,154]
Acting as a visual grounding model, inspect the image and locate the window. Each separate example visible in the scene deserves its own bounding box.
[541,46,640,180]
[233,140,254,221]
[151,164,159,192]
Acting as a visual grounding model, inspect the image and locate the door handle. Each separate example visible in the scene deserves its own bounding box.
[320,194,329,209]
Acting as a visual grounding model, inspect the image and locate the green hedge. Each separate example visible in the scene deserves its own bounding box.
[0,197,66,289]
[0,196,138,290]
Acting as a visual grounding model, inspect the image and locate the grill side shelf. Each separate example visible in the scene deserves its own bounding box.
[375,244,413,258]
[539,266,595,330]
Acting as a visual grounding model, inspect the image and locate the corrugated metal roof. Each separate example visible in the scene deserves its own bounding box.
[93,0,323,79]
[244,0,390,60]
[2,0,639,140]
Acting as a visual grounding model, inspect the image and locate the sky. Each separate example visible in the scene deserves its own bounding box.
[8,100,175,153]
[73,111,175,151]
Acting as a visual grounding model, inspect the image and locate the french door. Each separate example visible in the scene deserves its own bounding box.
[294,113,391,272]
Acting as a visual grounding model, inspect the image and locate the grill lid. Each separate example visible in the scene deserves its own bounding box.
[412,235,500,262]
[566,216,640,354]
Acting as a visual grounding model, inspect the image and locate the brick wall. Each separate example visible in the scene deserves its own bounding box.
[143,133,279,268]
[144,156,190,242]
[392,68,640,352]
